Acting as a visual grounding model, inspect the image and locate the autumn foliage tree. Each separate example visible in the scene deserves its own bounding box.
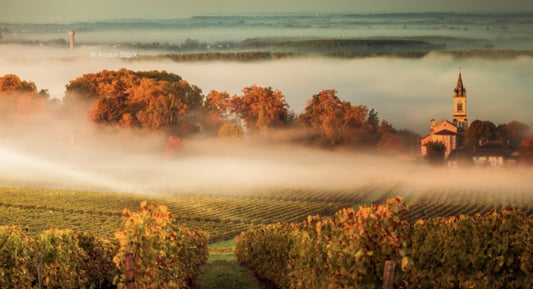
[299,89,368,145]
[0,74,49,115]
[519,135,533,164]
[65,69,203,133]
[218,123,245,139]
[377,132,405,153]
[204,90,230,120]
[203,90,231,133]
[229,85,290,130]
[496,121,532,150]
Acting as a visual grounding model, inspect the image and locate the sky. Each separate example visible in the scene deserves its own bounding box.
[1,0,533,23]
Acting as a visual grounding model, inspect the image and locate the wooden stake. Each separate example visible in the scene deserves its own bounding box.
[37,252,43,289]
[382,260,396,289]
[125,250,136,289]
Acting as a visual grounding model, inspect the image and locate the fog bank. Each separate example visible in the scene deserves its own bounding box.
[0,114,532,206]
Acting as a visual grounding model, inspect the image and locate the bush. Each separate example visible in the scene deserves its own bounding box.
[235,197,533,289]
[113,201,208,289]
[235,197,411,289]
[0,226,34,289]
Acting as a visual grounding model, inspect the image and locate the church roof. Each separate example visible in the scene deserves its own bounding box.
[454,72,466,96]
[434,129,457,136]
[439,119,457,128]
[478,140,507,150]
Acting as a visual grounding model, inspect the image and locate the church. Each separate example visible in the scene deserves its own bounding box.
[420,73,468,158]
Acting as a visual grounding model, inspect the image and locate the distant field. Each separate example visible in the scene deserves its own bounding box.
[134,49,533,63]
[1,185,532,242]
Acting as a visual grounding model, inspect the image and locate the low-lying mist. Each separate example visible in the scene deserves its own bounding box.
[0,106,532,206]
[1,44,532,204]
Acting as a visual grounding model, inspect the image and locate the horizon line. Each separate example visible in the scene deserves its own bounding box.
[2,11,533,25]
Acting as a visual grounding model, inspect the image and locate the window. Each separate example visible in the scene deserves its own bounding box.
[457,101,463,112]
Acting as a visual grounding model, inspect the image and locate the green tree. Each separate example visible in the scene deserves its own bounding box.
[464,120,496,149]
[496,121,532,150]
[365,108,379,133]
[425,141,446,164]
[397,129,421,155]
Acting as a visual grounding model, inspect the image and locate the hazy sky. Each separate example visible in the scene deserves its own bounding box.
[2,0,533,22]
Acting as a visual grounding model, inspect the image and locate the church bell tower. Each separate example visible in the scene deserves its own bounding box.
[453,72,468,133]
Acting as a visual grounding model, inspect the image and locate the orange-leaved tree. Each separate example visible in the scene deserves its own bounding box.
[519,134,533,164]
[299,89,368,145]
[66,69,202,133]
[229,85,290,131]
[203,90,232,133]
[0,74,49,115]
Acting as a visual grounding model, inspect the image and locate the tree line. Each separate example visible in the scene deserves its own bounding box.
[61,69,420,153]
[2,71,533,159]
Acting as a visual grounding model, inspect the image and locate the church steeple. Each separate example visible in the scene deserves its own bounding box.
[454,72,466,97]
[453,72,468,133]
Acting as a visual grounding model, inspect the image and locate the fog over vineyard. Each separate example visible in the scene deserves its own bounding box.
[1,108,532,199]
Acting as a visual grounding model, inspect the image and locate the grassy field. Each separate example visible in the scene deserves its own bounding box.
[194,240,261,289]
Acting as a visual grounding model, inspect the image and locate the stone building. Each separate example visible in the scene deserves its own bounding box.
[420,73,467,158]
[447,140,517,168]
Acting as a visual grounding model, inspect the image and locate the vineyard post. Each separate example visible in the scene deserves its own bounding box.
[382,260,396,289]
[125,250,136,289]
[37,252,43,289]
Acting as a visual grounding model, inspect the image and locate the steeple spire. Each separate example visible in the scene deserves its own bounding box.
[452,72,468,133]
[454,72,466,97]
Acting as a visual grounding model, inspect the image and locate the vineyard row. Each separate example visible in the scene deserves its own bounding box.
[235,197,533,289]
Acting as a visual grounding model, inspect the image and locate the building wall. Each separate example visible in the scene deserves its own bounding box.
[473,156,504,167]
[421,120,458,158]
